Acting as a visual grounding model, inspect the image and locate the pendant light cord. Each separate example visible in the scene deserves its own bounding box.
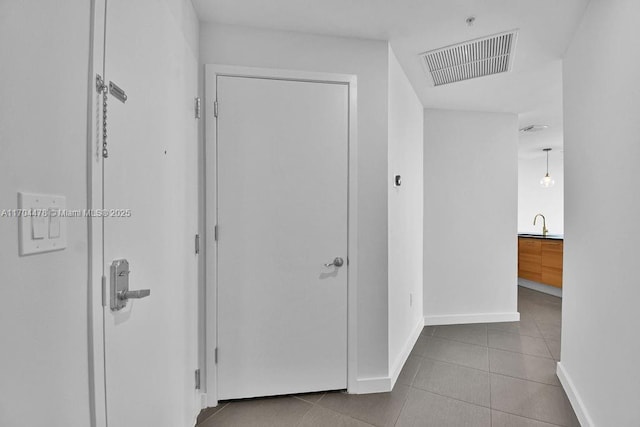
[547,150,549,176]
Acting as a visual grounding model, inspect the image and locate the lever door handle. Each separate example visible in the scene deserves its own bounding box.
[324,257,344,267]
[118,289,151,300]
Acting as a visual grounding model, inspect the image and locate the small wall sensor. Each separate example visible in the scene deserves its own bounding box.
[394,175,402,187]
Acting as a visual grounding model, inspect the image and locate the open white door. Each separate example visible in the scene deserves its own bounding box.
[99,0,199,426]
[214,75,350,399]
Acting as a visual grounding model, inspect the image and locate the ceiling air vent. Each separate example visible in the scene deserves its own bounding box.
[419,30,518,86]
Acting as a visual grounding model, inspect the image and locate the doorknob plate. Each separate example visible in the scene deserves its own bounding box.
[110,258,151,311]
[110,259,130,311]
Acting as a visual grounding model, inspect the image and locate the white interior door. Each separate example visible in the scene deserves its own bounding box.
[101,1,198,426]
[216,76,349,399]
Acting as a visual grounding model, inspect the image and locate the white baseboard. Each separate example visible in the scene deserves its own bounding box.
[389,317,424,389]
[424,312,520,326]
[354,376,391,394]
[518,279,563,297]
[354,317,423,394]
[205,393,218,408]
[556,362,594,427]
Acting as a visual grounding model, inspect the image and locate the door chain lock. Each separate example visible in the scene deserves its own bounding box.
[96,74,109,158]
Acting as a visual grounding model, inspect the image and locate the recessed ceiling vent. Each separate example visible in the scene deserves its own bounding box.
[420,30,518,86]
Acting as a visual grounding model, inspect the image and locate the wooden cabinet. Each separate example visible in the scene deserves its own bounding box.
[518,237,563,288]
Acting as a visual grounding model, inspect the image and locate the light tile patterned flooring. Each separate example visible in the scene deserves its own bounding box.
[197,286,579,427]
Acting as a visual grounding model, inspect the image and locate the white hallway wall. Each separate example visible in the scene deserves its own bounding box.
[199,23,391,383]
[387,47,424,383]
[0,1,92,426]
[559,0,640,425]
[0,0,201,425]
[423,109,519,325]
[518,154,564,235]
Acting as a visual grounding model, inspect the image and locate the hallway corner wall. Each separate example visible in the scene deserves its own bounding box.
[387,45,424,385]
[423,109,519,325]
[561,0,640,425]
[0,1,92,426]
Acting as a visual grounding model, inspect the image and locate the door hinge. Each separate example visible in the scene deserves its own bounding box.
[195,234,200,254]
[214,348,218,364]
[195,369,201,390]
[213,100,219,118]
[101,275,107,307]
[214,225,218,241]
[195,97,201,119]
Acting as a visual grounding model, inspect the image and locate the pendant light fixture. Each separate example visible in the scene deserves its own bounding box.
[540,148,555,188]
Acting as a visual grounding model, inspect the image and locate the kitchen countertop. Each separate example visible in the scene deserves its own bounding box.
[518,233,564,240]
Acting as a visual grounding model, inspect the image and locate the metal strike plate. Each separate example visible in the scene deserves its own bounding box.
[109,81,127,103]
[110,259,130,311]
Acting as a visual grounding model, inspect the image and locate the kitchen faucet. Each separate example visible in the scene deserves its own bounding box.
[533,213,548,237]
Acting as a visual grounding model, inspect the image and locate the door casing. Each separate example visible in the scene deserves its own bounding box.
[204,64,358,407]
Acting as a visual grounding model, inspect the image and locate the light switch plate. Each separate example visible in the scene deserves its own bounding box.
[18,192,67,256]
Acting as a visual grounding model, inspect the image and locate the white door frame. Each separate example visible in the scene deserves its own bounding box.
[87,0,107,426]
[204,64,358,407]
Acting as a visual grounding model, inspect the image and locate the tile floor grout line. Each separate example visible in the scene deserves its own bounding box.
[491,406,570,427]
[416,350,562,387]
[541,334,561,362]
[292,393,326,405]
[428,324,558,354]
[431,335,489,347]
[314,391,388,427]
[402,356,423,388]
[293,398,316,427]
[486,322,546,339]
[486,343,555,360]
[491,409,566,427]
[489,350,492,427]
[415,340,554,373]
[489,371,562,388]
[488,327,551,341]
[417,354,490,374]
[486,330,544,339]
[197,402,229,425]
[408,383,491,410]
[392,388,411,427]
[421,333,490,350]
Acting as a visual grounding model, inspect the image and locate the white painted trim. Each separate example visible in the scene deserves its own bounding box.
[389,318,423,389]
[556,362,594,427]
[87,1,107,426]
[424,312,520,326]
[354,376,391,394]
[204,64,358,404]
[518,279,563,297]
[353,317,424,395]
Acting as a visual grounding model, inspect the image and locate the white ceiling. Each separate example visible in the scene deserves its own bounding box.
[192,0,590,158]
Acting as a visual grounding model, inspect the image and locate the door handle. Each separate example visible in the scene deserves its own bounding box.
[324,257,344,267]
[118,289,151,300]
[110,259,151,311]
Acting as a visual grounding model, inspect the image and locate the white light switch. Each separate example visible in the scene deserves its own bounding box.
[31,215,46,239]
[18,192,67,256]
[48,210,61,238]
